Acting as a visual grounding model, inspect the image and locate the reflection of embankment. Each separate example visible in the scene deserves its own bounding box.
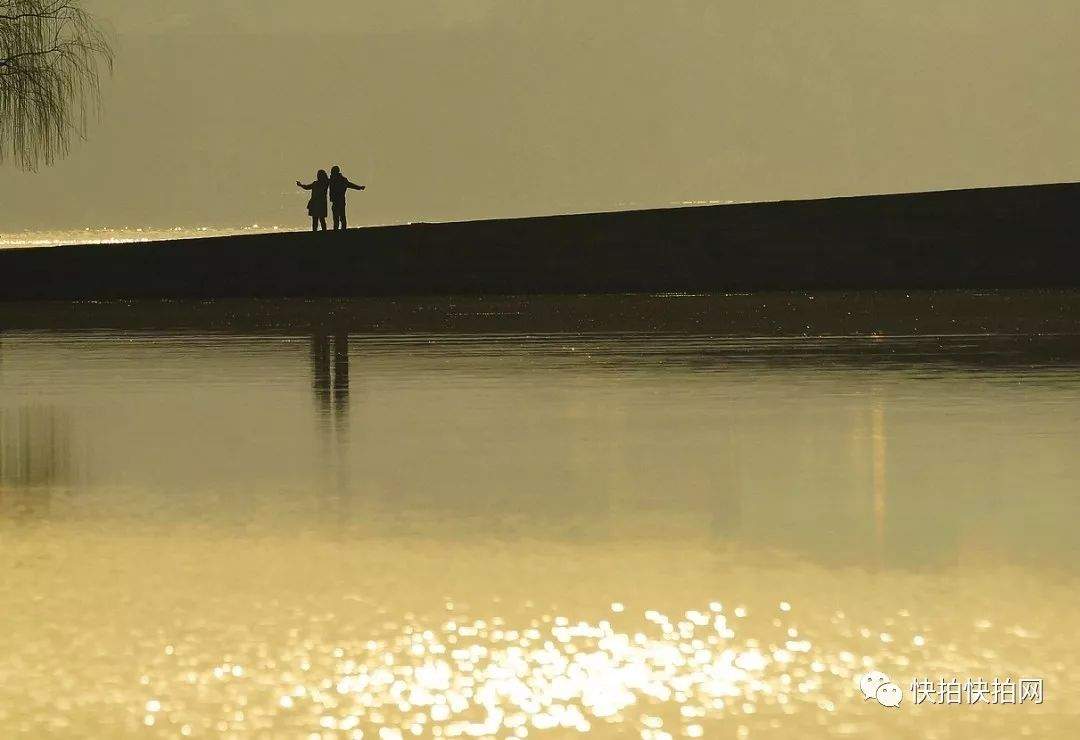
[7,291,1080,341]
[0,407,74,520]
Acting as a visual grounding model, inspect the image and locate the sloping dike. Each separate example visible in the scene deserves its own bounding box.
[2,181,1078,300]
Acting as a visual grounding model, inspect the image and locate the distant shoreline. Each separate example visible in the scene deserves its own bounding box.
[0,225,290,250]
[2,181,1078,301]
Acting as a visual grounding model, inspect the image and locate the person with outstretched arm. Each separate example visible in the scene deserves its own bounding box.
[296,170,330,232]
[328,165,366,231]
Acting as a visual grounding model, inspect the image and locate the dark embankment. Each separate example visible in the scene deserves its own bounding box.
[5,291,1080,339]
[2,181,1078,300]
[6,293,1080,375]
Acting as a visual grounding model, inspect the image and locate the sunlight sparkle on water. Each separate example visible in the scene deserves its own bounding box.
[93,597,944,737]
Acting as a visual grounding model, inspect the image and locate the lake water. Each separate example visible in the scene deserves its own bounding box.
[2,293,1079,738]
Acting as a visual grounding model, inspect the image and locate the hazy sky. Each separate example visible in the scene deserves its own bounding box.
[2,0,1079,230]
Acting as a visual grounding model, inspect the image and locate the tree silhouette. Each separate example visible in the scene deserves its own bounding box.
[0,0,112,170]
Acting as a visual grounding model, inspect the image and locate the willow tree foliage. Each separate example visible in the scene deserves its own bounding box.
[0,0,113,169]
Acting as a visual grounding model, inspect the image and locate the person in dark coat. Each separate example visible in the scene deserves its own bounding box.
[297,170,330,231]
[328,165,366,231]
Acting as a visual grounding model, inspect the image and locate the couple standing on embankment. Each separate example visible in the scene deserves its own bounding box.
[296,165,366,232]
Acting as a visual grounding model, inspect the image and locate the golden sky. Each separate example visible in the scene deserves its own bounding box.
[2,0,1079,229]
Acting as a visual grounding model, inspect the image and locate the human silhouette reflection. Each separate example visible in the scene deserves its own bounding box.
[333,330,349,420]
[309,327,352,531]
[309,328,350,428]
[310,330,332,415]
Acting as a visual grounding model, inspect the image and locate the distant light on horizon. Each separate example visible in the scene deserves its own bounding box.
[0,225,287,249]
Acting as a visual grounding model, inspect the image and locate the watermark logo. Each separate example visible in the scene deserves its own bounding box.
[859,671,902,708]
[858,673,1044,708]
[910,677,1044,705]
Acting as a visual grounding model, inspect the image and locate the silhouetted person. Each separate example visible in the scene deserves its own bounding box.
[328,165,365,231]
[333,330,349,410]
[297,170,330,232]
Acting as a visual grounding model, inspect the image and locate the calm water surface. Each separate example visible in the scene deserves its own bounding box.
[2,295,1079,738]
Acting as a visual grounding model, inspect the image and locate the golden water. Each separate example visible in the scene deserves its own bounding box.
[2,327,1078,737]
